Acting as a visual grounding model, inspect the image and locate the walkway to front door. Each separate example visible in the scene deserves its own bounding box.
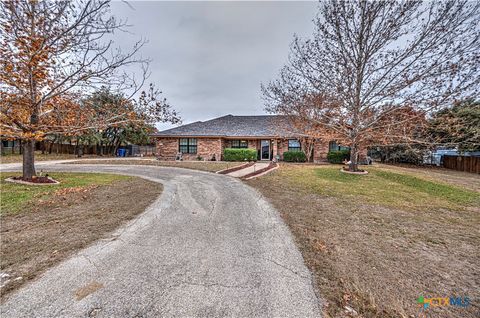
[226,162,271,178]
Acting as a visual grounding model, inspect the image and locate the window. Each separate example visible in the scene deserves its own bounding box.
[288,139,301,152]
[179,138,197,154]
[231,140,248,149]
[329,141,350,151]
[329,141,338,151]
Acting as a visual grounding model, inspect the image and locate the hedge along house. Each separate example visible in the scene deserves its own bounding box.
[151,115,331,162]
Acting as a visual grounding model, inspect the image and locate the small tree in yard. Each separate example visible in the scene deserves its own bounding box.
[0,0,179,180]
[262,0,480,171]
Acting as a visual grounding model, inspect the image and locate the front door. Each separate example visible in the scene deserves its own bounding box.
[261,140,270,160]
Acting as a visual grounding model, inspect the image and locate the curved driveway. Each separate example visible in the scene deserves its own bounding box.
[1,162,321,318]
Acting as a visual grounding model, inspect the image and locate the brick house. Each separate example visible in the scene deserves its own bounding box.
[151,114,331,162]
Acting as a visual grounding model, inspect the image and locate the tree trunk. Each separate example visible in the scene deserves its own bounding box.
[48,136,55,154]
[113,138,122,157]
[74,141,78,156]
[349,144,359,172]
[56,136,61,154]
[22,139,36,179]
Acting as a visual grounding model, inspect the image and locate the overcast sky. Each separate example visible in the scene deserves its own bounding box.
[110,1,318,131]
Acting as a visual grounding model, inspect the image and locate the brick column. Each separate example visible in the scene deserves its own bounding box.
[313,139,329,162]
[272,139,278,160]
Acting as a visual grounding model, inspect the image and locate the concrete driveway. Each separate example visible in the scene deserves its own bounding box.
[0,162,321,318]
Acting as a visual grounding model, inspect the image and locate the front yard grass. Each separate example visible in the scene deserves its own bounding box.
[0,172,162,299]
[1,172,129,215]
[246,164,479,318]
[68,159,245,173]
[288,165,478,211]
[0,151,108,164]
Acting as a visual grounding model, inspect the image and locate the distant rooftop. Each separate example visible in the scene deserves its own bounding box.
[152,114,302,138]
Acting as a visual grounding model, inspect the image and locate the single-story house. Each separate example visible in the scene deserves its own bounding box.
[151,114,335,162]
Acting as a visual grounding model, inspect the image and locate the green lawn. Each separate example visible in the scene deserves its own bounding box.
[1,172,130,215]
[282,165,479,210]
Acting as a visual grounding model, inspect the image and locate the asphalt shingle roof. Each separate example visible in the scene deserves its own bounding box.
[152,115,301,138]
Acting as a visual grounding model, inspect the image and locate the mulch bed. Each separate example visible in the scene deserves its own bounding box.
[11,176,58,184]
[340,167,368,174]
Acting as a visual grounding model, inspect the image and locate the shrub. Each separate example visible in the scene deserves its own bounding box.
[223,148,257,161]
[283,151,307,162]
[327,150,350,163]
[368,145,426,165]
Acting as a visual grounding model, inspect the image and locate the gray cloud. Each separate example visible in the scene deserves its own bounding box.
[110,1,318,130]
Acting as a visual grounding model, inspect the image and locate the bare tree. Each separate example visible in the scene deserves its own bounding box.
[262,0,479,171]
[0,0,173,179]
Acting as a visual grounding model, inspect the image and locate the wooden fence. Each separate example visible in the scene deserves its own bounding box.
[35,142,156,157]
[138,145,156,156]
[443,155,480,174]
[37,143,116,155]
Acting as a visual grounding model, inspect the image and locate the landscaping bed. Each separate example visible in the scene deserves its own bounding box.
[68,159,245,173]
[7,175,59,184]
[246,164,479,318]
[0,172,162,299]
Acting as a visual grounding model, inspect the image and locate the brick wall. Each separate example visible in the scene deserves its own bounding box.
[247,140,258,149]
[183,138,222,161]
[156,137,223,161]
[156,137,178,160]
[277,139,289,160]
[276,138,329,162]
[313,140,329,162]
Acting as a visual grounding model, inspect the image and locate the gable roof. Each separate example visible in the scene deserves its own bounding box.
[152,115,303,138]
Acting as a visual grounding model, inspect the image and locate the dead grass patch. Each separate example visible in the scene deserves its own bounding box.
[0,175,162,300]
[246,164,479,318]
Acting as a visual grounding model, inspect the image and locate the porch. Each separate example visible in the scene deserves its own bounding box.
[223,138,277,161]
[223,138,328,162]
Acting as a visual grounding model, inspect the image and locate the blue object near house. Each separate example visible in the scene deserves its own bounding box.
[117,148,126,157]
